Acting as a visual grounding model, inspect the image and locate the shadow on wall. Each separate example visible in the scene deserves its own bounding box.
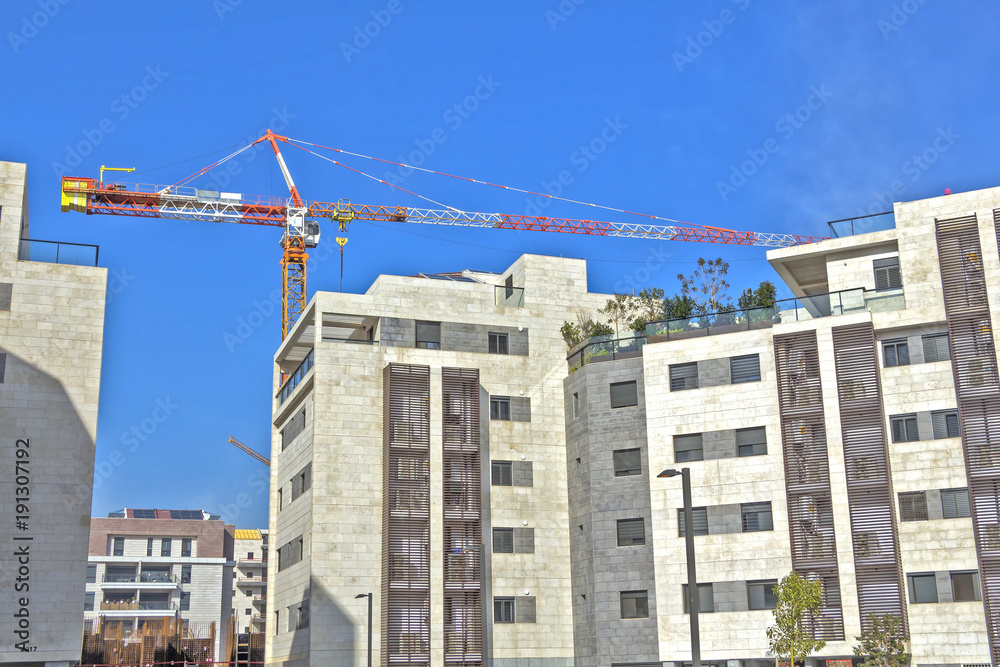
[276,575,360,667]
[0,350,97,661]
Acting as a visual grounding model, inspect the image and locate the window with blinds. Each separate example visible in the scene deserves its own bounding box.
[613,448,641,477]
[941,488,971,519]
[730,354,761,383]
[492,528,514,553]
[616,518,645,546]
[882,339,909,367]
[890,414,919,443]
[415,320,441,349]
[736,426,767,457]
[681,584,714,613]
[677,507,708,537]
[741,502,773,532]
[898,491,928,521]
[922,333,951,362]
[491,461,513,486]
[674,433,703,462]
[931,410,960,439]
[609,380,638,408]
[873,257,902,291]
[669,363,698,391]
[494,597,514,623]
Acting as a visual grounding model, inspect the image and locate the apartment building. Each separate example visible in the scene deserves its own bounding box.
[233,528,269,637]
[84,508,236,660]
[0,160,107,667]
[267,184,1000,666]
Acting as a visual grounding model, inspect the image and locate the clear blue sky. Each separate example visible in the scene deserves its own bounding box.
[3,1,998,527]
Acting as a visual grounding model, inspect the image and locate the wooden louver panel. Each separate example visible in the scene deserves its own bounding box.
[441,367,484,666]
[937,213,1000,664]
[382,363,431,667]
[773,330,845,640]
[831,322,907,634]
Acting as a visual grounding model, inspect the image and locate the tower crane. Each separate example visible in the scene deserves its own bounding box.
[61,129,826,338]
[227,436,270,467]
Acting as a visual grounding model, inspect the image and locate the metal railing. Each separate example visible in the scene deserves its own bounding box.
[567,334,646,373]
[139,572,179,584]
[237,576,267,585]
[277,348,314,405]
[18,238,100,266]
[827,211,895,238]
[495,285,525,307]
[238,557,268,565]
[100,600,177,611]
[102,573,138,583]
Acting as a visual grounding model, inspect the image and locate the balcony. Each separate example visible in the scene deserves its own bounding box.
[99,600,178,617]
[237,576,267,586]
[237,557,268,566]
[277,347,314,406]
[495,285,524,307]
[567,334,645,373]
[17,237,100,267]
[827,211,895,239]
[252,594,267,606]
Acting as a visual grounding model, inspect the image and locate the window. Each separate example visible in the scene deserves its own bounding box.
[161,538,172,557]
[613,448,641,477]
[248,552,254,560]
[874,257,902,291]
[297,599,310,629]
[86,564,97,583]
[736,427,767,457]
[274,611,280,635]
[620,590,649,619]
[922,333,951,362]
[730,354,761,383]
[572,392,580,417]
[907,573,938,603]
[741,502,773,532]
[678,507,709,537]
[488,332,509,354]
[491,461,512,486]
[674,434,703,463]
[278,488,283,511]
[747,580,778,610]
[890,414,919,443]
[0,352,5,382]
[281,408,306,451]
[932,410,960,439]
[181,565,191,583]
[951,571,982,602]
[146,538,154,557]
[682,584,714,613]
[112,537,124,557]
[941,488,971,519]
[882,339,909,367]
[181,539,192,557]
[245,608,252,615]
[493,528,514,554]
[490,396,510,421]
[415,320,441,349]
[670,363,698,391]
[494,597,514,623]
[84,592,95,611]
[610,381,638,408]
[898,491,928,521]
[617,519,645,546]
[180,591,191,611]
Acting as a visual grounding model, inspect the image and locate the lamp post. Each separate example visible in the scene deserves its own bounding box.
[354,593,373,667]
[658,467,701,667]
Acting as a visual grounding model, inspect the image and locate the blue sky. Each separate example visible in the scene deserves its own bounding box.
[3,1,998,527]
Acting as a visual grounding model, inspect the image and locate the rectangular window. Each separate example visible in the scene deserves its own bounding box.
[890,414,919,443]
[931,410,960,439]
[572,392,580,417]
[0,353,6,383]
[681,583,714,614]
[278,488,283,511]
[907,573,938,603]
[274,611,280,636]
[730,354,761,383]
[488,332,509,354]
[951,571,982,602]
[941,488,971,519]
[491,461,513,486]
[84,592,95,611]
[281,408,306,451]
[736,426,767,457]
[874,257,902,291]
[493,528,514,554]
[898,491,928,521]
[747,580,778,610]
[616,518,645,547]
[882,339,909,367]
[674,433,703,463]
[112,537,124,557]
[620,590,649,619]
[494,597,514,623]
[180,591,191,611]
[86,564,97,583]
[741,502,773,532]
[181,539,192,557]
[161,538,172,557]
[415,320,441,349]
[298,599,310,629]
[490,396,510,421]
[922,333,951,363]
[147,538,154,557]
[678,507,709,537]
[669,363,698,391]
[181,565,191,583]
[610,381,638,408]
[613,448,641,477]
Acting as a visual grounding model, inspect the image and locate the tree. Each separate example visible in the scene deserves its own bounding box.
[738,280,778,310]
[677,258,732,314]
[663,293,697,320]
[627,287,666,332]
[560,321,583,348]
[599,293,637,338]
[561,315,615,349]
[767,572,826,666]
[854,614,910,667]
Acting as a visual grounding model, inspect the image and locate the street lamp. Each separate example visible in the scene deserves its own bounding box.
[355,593,373,667]
[658,467,701,667]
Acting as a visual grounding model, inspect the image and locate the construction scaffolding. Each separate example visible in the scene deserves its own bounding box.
[80,617,215,666]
